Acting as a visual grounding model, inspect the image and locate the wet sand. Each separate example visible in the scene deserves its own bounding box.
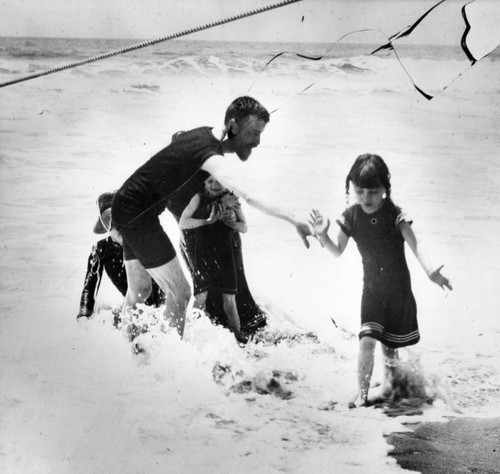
[386,417,500,473]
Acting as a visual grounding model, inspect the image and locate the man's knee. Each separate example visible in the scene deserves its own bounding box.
[158,269,192,303]
[134,281,153,302]
[147,257,192,304]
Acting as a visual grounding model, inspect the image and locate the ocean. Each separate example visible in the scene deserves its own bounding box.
[1,36,500,473]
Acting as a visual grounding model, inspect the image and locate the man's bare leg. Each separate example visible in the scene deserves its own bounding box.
[123,259,153,310]
[147,256,191,337]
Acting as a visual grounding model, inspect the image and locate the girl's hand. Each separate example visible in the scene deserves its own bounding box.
[220,208,237,224]
[429,265,453,291]
[109,228,123,245]
[206,205,220,224]
[309,209,330,237]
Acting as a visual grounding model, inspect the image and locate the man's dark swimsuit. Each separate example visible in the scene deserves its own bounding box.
[112,127,223,268]
[112,127,266,337]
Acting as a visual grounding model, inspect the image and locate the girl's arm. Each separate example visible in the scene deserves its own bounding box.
[179,194,218,230]
[222,202,247,233]
[309,209,349,257]
[399,221,452,291]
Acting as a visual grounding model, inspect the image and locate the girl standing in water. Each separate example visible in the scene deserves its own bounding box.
[180,176,247,342]
[310,154,452,407]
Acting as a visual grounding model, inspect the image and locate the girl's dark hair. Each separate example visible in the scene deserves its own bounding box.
[345,153,391,198]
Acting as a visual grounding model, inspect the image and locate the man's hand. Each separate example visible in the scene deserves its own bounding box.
[109,228,123,245]
[295,221,313,248]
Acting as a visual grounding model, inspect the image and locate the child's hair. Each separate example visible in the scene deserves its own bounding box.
[345,154,391,200]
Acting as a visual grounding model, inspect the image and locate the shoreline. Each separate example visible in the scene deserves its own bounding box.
[386,417,500,473]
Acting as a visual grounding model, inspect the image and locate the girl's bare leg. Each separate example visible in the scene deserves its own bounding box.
[221,293,242,339]
[382,344,399,397]
[350,336,377,407]
[193,291,208,311]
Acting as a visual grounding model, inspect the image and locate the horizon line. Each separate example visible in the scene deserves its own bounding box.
[0,35,467,48]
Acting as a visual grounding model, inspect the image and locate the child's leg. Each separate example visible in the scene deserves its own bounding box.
[193,291,208,311]
[381,344,399,395]
[357,336,377,405]
[221,293,241,335]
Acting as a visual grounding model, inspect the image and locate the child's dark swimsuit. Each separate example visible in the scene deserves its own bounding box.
[337,200,419,348]
[183,190,237,295]
[179,193,266,336]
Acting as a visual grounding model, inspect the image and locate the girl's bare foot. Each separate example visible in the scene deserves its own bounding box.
[348,392,369,409]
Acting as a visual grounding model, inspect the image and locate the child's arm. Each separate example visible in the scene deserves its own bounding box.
[399,222,453,291]
[179,194,219,230]
[221,201,247,233]
[309,209,349,257]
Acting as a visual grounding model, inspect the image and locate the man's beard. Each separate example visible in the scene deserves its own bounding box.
[237,147,252,161]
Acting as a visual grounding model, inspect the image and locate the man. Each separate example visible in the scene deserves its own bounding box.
[111,96,312,337]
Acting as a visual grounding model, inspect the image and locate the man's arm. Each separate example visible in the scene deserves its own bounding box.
[202,154,312,247]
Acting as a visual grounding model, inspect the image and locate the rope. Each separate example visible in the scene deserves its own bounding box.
[0,0,302,89]
[248,25,463,110]
[248,29,388,113]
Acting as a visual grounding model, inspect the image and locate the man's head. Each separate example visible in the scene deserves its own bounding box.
[224,96,270,161]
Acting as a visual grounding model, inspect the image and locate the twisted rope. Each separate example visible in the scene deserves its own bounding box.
[0,0,302,89]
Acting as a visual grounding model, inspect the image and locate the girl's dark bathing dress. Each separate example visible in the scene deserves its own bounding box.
[337,199,419,348]
[181,190,266,336]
